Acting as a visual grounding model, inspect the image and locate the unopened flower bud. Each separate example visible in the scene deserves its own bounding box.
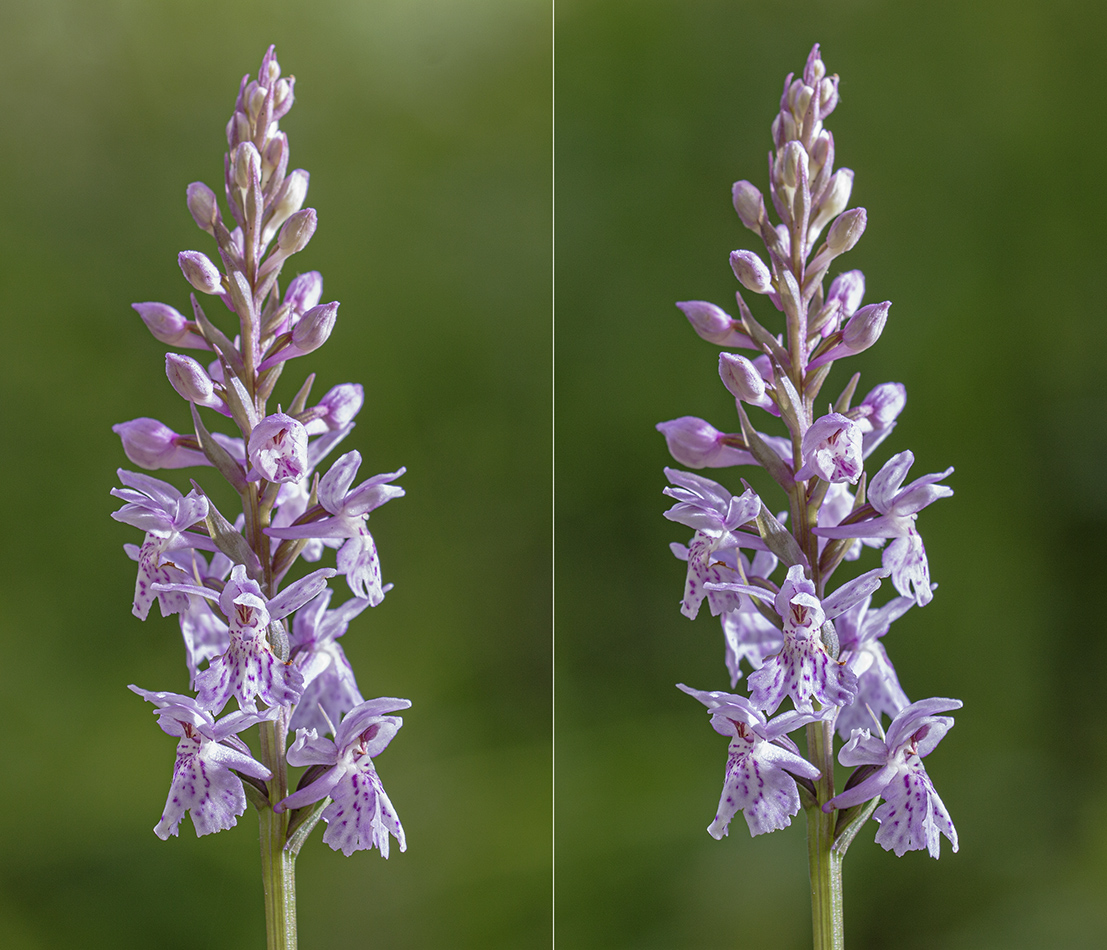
[292,300,337,351]
[729,250,774,295]
[277,208,316,255]
[803,45,826,86]
[227,111,250,150]
[233,142,261,189]
[675,300,752,347]
[773,223,791,258]
[112,418,209,470]
[792,85,814,122]
[178,251,223,295]
[165,353,217,404]
[783,77,803,113]
[826,270,865,318]
[814,269,865,338]
[186,182,218,234]
[842,301,890,353]
[273,77,292,111]
[859,382,906,431]
[809,168,853,236]
[272,74,296,121]
[810,131,832,169]
[826,207,866,255]
[247,413,309,484]
[731,181,765,231]
[264,169,309,242]
[305,383,365,434]
[264,53,282,85]
[262,133,287,181]
[718,352,765,402]
[247,84,268,121]
[779,140,808,189]
[257,300,339,372]
[133,302,207,349]
[817,75,839,119]
[807,300,890,372]
[285,271,323,316]
[771,112,788,149]
[655,417,751,469]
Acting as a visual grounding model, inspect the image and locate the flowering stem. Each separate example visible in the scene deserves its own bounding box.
[805,718,844,950]
[259,715,297,950]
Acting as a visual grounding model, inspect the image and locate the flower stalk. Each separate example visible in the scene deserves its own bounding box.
[260,718,297,949]
[805,718,843,950]
[660,45,961,947]
[112,47,411,950]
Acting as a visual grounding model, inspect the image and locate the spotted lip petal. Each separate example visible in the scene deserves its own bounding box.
[825,698,962,858]
[679,684,823,838]
[275,698,411,857]
[129,686,275,839]
[706,565,884,713]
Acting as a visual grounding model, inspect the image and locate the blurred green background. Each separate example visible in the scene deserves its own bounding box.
[556,1,1107,948]
[0,1,549,948]
[10,0,1107,946]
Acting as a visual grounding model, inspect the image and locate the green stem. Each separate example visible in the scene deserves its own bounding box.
[259,715,297,950]
[805,718,844,950]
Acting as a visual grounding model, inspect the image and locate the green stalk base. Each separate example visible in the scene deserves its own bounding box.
[805,718,844,950]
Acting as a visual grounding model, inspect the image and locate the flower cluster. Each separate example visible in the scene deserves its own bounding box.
[112,47,408,857]
[660,45,959,858]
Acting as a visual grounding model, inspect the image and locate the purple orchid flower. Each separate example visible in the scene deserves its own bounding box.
[816,482,875,564]
[832,592,915,739]
[793,412,863,484]
[154,563,335,713]
[246,412,309,484]
[825,697,961,857]
[668,542,747,619]
[813,450,952,606]
[266,421,361,572]
[270,271,323,338]
[121,544,234,687]
[111,470,213,619]
[679,684,824,837]
[265,450,404,604]
[302,383,364,436]
[130,687,277,839]
[721,600,783,687]
[853,382,906,457]
[712,544,783,686]
[663,467,762,619]
[177,593,232,690]
[706,563,888,713]
[276,697,411,857]
[814,270,865,339]
[288,588,372,735]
